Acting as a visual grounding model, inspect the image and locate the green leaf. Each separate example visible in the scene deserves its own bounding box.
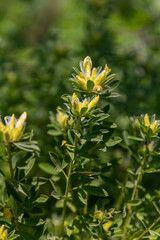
[105,136,122,147]
[22,177,48,186]
[25,157,35,176]
[20,217,45,226]
[51,190,61,200]
[143,168,160,174]
[126,181,134,188]
[49,152,64,173]
[87,80,94,92]
[34,194,49,203]
[66,201,76,213]
[29,207,43,215]
[82,185,108,197]
[47,129,61,136]
[14,141,40,153]
[80,107,88,116]
[38,162,56,175]
[16,231,37,240]
[78,188,87,205]
[128,136,144,141]
[127,199,142,206]
[6,178,23,202]
[76,171,101,176]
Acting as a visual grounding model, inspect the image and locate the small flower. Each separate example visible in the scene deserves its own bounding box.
[144,114,158,131]
[75,56,111,92]
[0,112,27,143]
[0,225,7,240]
[72,93,99,116]
[144,114,150,127]
[56,107,68,128]
[103,221,113,232]
[94,210,103,220]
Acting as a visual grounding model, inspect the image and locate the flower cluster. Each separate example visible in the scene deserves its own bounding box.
[75,56,111,92]
[72,93,99,116]
[0,112,27,142]
[144,113,157,131]
[0,225,7,240]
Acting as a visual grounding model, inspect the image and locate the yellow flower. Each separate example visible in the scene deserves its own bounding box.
[76,56,111,92]
[0,225,7,240]
[103,221,113,232]
[144,114,157,131]
[88,95,99,111]
[0,112,27,143]
[56,107,68,128]
[72,93,99,116]
[150,121,157,131]
[144,114,150,127]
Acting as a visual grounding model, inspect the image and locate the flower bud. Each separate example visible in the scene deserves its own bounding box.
[88,95,100,111]
[144,114,150,127]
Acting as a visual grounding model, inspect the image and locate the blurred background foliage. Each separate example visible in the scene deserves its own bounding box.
[0,0,160,224]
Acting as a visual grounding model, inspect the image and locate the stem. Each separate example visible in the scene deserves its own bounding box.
[121,137,150,240]
[99,220,103,239]
[84,192,88,214]
[7,143,18,228]
[61,117,80,236]
[122,147,147,240]
[135,215,160,240]
[122,171,142,239]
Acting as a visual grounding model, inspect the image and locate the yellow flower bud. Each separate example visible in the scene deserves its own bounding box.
[0,121,4,131]
[144,114,150,127]
[15,112,27,129]
[81,99,88,109]
[72,93,80,113]
[88,95,100,111]
[9,114,15,130]
[12,127,23,141]
[0,225,7,240]
[94,70,107,86]
[75,56,112,92]
[104,64,111,74]
[76,76,87,90]
[150,121,157,131]
[2,230,7,240]
[103,221,113,232]
[83,56,92,79]
[0,225,5,235]
[56,107,68,128]
[91,68,97,80]
[0,112,27,142]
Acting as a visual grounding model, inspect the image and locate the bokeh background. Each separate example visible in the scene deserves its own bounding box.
[1,0,160,222]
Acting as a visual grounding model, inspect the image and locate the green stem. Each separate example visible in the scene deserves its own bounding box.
[61,117,80,236]
[7,143,18,228]
[99,220,103,239]
[135,215,160,240]
[84,192,88,214]
[122,142,148,240]
[122,170,142,239]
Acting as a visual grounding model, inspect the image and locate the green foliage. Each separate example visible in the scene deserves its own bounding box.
[0,0,160,239]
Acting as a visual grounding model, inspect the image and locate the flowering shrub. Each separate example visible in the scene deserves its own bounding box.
[0,57,160,240]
